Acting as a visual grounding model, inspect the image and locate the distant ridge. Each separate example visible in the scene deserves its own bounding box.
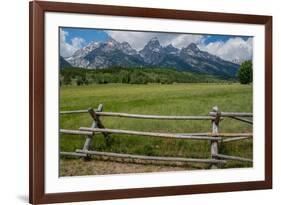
[60,36,240,77]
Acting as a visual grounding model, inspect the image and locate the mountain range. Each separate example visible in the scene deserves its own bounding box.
[61,36,240,77]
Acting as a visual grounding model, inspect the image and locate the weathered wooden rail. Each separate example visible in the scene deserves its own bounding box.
[61,110,216,120]
[60,104,253,168]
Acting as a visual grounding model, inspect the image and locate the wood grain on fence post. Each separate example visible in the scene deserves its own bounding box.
[210,106,221,169]
[82,104,104,159]
[88,104,111,144]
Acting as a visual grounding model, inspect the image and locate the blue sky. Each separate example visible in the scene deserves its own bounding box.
[60,27,253,63]
[62,27,108,45]
[203,35,250,44]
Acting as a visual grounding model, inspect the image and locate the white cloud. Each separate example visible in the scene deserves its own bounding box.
[60,28,253,63]
[170,34,204,48]
[71,37,85,49]
[107,30,252,63]
[60,29,85,57]
[106,30,204,50]
[199,37,253,63]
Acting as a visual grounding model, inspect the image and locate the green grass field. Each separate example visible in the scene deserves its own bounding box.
[59,83,253,175]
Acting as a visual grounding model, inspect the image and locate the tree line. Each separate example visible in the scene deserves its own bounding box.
[59,67,232,86]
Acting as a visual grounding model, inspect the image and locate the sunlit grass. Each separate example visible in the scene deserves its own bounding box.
[60,83,253,172]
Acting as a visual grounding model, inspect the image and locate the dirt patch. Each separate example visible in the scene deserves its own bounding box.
[59,158,199,176]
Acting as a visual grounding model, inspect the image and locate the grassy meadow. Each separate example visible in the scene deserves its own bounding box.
[59,83,253,176]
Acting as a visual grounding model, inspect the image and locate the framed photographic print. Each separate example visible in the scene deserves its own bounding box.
[29,1,272,204]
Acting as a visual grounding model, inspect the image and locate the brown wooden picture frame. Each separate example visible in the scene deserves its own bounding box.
[29,1,272,204]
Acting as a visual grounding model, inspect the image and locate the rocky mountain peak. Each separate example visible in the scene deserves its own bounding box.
[62,35,240,77]
[145,37,161,48]
[150,36,159,42]
[107,36,118,43]
[186,43,200,52]
[164,44,179,54]
[139,37,165,64]
[105,36,119,49]
[166,44,174,48]
[180,43,202,58]
[120,41,137,55]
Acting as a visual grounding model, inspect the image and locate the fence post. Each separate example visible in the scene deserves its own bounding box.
[210,106,221,169]
[82,104,103,159]
[88,104,111,145]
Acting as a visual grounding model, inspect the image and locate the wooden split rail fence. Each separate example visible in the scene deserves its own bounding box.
[60,104,253,168]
